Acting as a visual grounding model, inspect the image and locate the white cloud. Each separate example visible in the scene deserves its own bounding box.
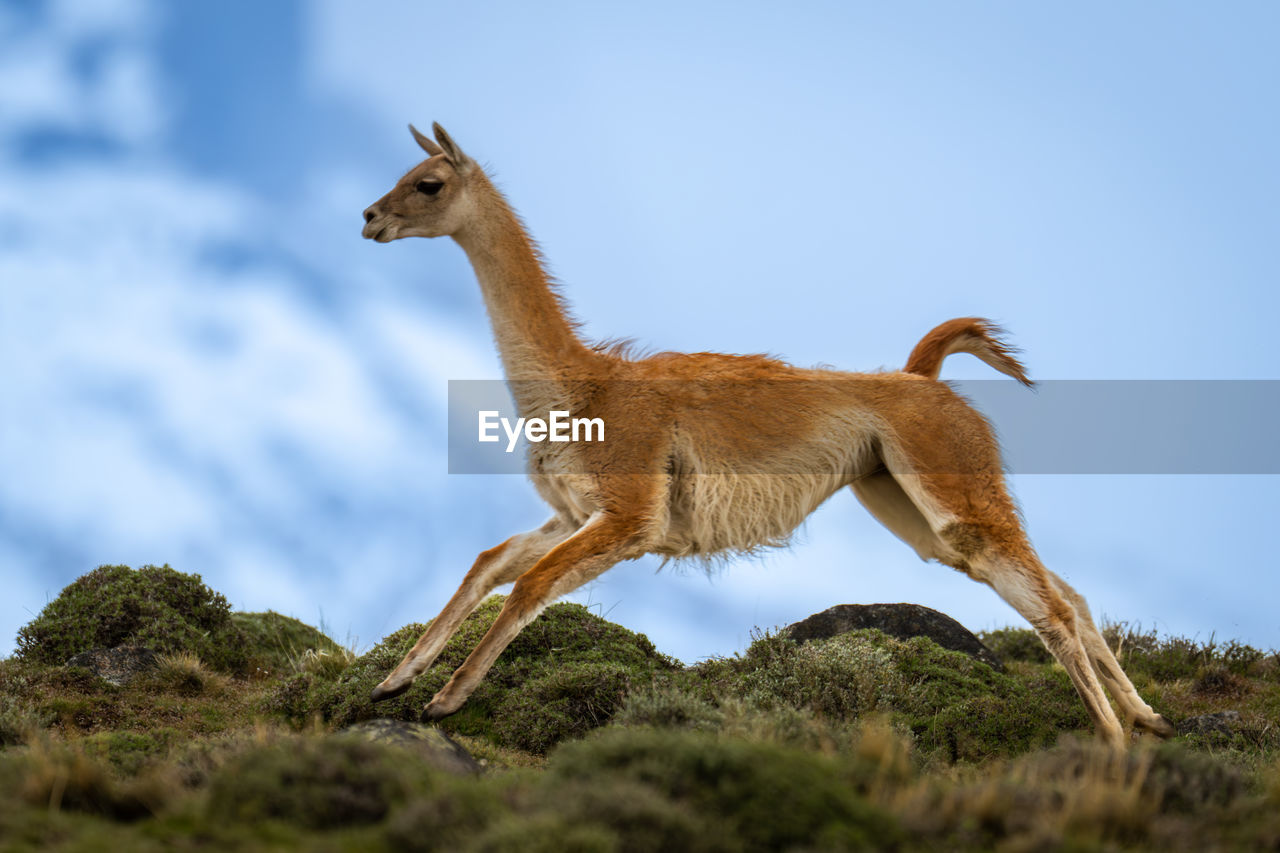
[48,0,151,40]
[0,0,492,650]
[0,0,166,151]
[5,0,1276,667]
[0,36,81,130]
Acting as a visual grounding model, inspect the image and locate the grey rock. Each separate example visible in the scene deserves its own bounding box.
[784,603,1004,671]
[340,719,482,775]
[64,645,159,686]
[1177,710,1242,737]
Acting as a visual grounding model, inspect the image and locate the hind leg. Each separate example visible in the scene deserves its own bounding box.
[875,454,1128,749]
[853,468,1130,746]
[1046,571,1175,738]
[950,528,1128,749]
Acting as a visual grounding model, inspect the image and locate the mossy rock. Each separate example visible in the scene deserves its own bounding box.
[341,719,481,775]
[298,596,680,753]
[15,565,249,674]
[232,611,343,676]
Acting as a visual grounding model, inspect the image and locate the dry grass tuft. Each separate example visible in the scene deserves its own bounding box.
[153,652,228,696]
[20,735,176,820]
[851,714,916,795]
[294,646,356,679]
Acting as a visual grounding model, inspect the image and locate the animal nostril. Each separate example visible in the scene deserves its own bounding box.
[363,208,377,223]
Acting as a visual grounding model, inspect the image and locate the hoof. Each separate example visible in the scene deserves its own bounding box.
[420,700,457,723]
[1135,713,1177,739]
[370,681,411,703]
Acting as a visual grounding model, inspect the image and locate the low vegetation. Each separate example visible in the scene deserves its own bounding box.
[15,564,249,674]
[1,564,1277,850]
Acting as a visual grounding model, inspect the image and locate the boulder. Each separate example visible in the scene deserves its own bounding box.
[65,645,159,686]
[1177,710,1242,737]
[784,603,1003,671]
[340,719,482,775]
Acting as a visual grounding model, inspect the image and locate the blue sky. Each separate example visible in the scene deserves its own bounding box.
[2,0,1277,662]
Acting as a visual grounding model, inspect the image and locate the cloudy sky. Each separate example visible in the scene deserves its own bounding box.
[2,0,1277,662]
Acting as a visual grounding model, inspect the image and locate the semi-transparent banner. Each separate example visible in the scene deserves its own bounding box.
[447,379,1280,475]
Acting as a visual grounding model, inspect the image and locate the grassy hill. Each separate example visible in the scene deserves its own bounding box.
[1,564,1277,850]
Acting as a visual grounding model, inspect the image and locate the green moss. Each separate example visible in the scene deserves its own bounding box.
[297,596,680,753]
[15,565,249,674]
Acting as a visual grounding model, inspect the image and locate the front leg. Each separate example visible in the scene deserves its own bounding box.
[422,511,647,720]
[371,516,575,702]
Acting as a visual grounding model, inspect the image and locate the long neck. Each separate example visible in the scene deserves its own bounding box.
[451,181,593,384]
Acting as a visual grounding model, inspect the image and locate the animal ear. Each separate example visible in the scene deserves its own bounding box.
[432,122,473,171]
[410,123,445,157]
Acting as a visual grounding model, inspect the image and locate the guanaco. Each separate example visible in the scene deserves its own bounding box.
[360,123,1174,747]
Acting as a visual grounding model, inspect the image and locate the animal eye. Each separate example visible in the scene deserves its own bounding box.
[416,180,444,196]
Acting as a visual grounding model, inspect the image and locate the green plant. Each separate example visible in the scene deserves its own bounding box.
[298,596,680,753]
[0,695,53,747]
[612,678,724,731]
[231,611,348,676]
[690,629,1091,762]
[548,727,902,851]
[979,627,1052,664]
[15,565,249,674]
[148,652,228,697]
[205,734,429,829]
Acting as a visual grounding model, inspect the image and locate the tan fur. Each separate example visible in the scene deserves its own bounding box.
[360,123,1174,746]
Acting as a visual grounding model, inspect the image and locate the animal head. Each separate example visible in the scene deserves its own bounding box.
[362,123,477,242]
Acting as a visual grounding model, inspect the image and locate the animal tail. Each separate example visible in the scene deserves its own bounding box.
[904,317,1033,387]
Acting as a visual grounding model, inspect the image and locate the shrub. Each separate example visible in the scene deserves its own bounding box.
[979,627,1052,664]
[231,611,347,677]
[205,735,429,829]
[300,596,680,753]
[0,694,52,747]
[533,778,721,852]
[548,727,902,851]
[15,565,248,674]
[612,678,724,731]
[17,737,169,820]
[382,775,514,852]
[691,630,908,720]
[491,662,636,754]
[147,653,228,697]
[80,730,171,776]
[692,629,1090,762]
